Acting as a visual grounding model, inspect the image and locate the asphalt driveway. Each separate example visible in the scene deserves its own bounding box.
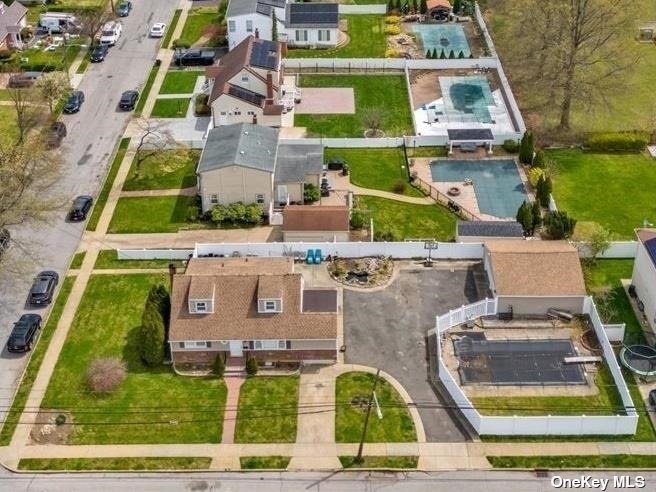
[343,263,485,442]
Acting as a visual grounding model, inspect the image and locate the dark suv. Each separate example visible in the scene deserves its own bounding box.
[119,90,139,110]
[7,314,42,353]
[63,90,85,113]
[46,121,67,149]
[89,44,109,62]
[173,49,215,67]
[29,271,59,305]
[69,195,93,221]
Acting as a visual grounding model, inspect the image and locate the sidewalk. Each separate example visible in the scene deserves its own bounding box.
[221,376,245,445]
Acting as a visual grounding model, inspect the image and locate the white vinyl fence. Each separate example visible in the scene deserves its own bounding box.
[117,249,195,260]
[575,241,638,259]
[434,296,638,436]
[338,4,387,14]
[284,57,498,71]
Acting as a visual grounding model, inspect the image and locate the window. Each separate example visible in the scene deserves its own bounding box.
[246,20,253,32]
[195,301,207,313]
[254,340,282,350]
[241,74,249,83]
[234,110,241,115]
[247,111,255,116]
[318,30,331,42]
[255,194,264,204]
[295,30,308,42]
[219,111,227,116]
[209,194,219,205]
[265,300,276,311]
[278,340,286,349]
[228,20,235,32]
[242,341,251,350]
[184,341,209,349]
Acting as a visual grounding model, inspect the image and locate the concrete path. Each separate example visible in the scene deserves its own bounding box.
[221,376,245,445]
[120,187,197,197]
[295,367,336,444]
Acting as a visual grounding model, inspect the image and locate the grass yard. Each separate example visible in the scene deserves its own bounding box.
[151,98,191,118]
[335,372,416,443]
[42,274,227,444]
[324,148,422,197]
[135,63,159,116]
[94,250,186,270]
[123,149,199,191]
[163,9,182,48]
[287,15,386,58]
[357,196,457,241]
[295,75,413,137]
[0,106,18,145]
[70,251,86,269]
[87,138,130,231]
[19,457,212,471]
[235,376,299,443]
[240,456,291,469]
[108,195,207,234]
[488,455,656,469]
[339,456,419,469]
[17,44,81,72]
[0,277,75,445]
[548,149,656,239]
[160,70,203,95]
[407,146,449,158]
[177,7,220,47]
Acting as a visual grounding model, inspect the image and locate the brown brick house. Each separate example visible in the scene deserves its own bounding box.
[169,256,338,369]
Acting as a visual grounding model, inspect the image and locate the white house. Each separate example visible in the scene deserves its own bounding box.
[0,1,27,50]
[226,0,338,49]
[631,229,656,334]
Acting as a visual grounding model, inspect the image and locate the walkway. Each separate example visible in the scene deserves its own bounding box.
[120,187,197,197]
[221,376,245,445]
[330,172,434,205]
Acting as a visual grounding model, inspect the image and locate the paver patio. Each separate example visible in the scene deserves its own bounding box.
[295,88,356,114]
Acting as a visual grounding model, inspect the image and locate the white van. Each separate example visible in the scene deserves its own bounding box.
[39,12,77,34]
[100,21,122,46]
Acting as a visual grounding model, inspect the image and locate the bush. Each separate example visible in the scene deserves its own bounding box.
[519,130,534,164]
[532,149,545,168]
[527,167,544,187]
[384,25,401,35]
[172,39,191,49]
[502,139,519,153]
[385,48,400,58]
[213,354,225,378]
[304,183,320,203]
[585,132,649,152]
[55,414,66,426]
[392,180,407,194]
[544,210,576,239]
[139,284,169,367]
[350,208,367,229]
[245,357,258,376]
[515,201,533,235]
[385,15,401,24]
[194,93,211,116]
[211,202,262,225]
[86,358,127,394]
[535,174,552,208]
[243,203,263,224]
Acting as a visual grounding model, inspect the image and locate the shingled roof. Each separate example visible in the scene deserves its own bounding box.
[457,220,524,238]
[283,206,350,232]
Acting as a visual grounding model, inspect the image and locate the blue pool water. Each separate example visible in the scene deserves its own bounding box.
[430,159,526,218]
[412,24,471,58]
[440,76,495,124]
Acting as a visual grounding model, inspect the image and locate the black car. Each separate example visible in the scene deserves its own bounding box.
[0,228,9,259]
[119,90,139,110]
[650,389,656,409]
[173,49,215,67]
[46,121,67,149]
[69,195,93,221]
[63,91,85,114]
[116,0,132,17]
[28,271,59,306]
[7,314,42,353]
[89,43,109,62]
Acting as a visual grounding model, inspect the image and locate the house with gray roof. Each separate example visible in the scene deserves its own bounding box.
[197,123,323,213]
[0,1,27,50]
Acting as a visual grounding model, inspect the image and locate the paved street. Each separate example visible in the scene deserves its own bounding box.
[0,0,178,423]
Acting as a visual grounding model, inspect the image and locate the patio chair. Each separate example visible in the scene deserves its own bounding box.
[313,249,323,264]
[306,249,315,265]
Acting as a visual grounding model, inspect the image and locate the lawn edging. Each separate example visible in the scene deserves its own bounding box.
[17,457,212,472]
[487,455,656,469]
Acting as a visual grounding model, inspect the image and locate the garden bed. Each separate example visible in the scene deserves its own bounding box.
[328,257,393,288]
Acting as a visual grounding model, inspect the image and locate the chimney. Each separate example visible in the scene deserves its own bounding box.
[254,28,259,39]
[252,114,258,125]
[266,72,274,100]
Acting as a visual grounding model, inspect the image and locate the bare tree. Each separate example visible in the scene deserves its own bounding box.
[362,108,384,136]
[75,8,115,45]
[7,86,41,144]
[133,118,188,176]
[35,72,70,116]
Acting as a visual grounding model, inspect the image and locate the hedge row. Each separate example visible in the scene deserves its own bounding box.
[585,132,649,152]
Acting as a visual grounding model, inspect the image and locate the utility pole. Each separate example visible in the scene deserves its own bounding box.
[355,368,380,464]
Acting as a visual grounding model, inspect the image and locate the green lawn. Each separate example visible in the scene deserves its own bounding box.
[17,44,81,72]
[240,456,291,469]
[324,148,423,197]
[335,372,416,443]
[87,138,130,231]
[42,274,227,444]
[0,277,75,445]
[287,15,386,58]
[108,195,207,234]
[123,150,199,191]
[488,455,656,469]
[160,71,203,95]
[407,146,449,158]
[163,9,182,48]
[235,376,299,443]
[135,63,159,116]
[151,98,191,118]
[295,75,413,137]
[0,106,18,145]
[339,456,419,469]
[19,457,212,471]
[357,196,457,241]
[94,250,187,270]
[549,149,656,239]
[177,7,220,46]
[70,251,86,269]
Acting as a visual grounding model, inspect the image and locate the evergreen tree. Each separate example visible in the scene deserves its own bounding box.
[516,201,533,235]
[458,50,465,59]
[271,10,278,42]
[419,0,427,14]
[388,0,394,13]
[453,0,463,14]
[213,354,225,378]
[412,0,418,13]
[518,130,534,164]
[246,357,258,376]
[448,49,456,59]
[426,49,432,59]
[138,284,170,367]
[440,49,447,59]
[531,200,542,231]
[536,174,553,208]
[532,149,545,168]
[431,48,438,59]
[544,210,577,239]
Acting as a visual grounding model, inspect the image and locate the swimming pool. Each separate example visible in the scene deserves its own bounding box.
[412,24,471,58]
[430,159,526,218]
[440,76,495,124]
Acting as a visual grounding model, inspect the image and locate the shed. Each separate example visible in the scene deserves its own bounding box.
[282,206,350,243]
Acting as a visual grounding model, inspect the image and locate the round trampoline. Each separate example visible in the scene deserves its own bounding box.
[620,345,656,377]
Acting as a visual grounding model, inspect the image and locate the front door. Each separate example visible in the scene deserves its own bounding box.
[229,341,243,357]
[277,185,288,205]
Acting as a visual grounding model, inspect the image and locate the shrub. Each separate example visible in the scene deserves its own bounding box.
[384,25,401,35]
[213,354,225,378]
[515,201,533,235]
[245,357,258,376]
[392,180,407,194]
[194,93,211,116]
[243,203,263,224]
[385,48,400,58]
[350,208,367,229]
[502,139,519,153]
[544,210,576,239]
[138,284,169,367]
[55,414,66,426]
[531,200,542,231]
[532,149,545,168]
[536,174,552,208]
[86,357,127,394]
[226,202,247,223]
[519,130,534,164]
[172,39,191,49]
[527,167,544,187]
[304,183,320,202]
[385,15,401,24]
[585,132,649,152]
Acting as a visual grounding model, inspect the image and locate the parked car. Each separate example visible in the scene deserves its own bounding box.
[0,228,9,260]
[63,91,85,114]
[28,271,59,306]
[68,195,93,221]
[46,121,67,149]
[650,389,656,409]
[173,49,215,67]
[149,22,166,38]
[100,20,122,46]
[8,71,42,88]
[116,1,132,17]
[89,43,109,62]
[7,314,42,353]
[119,90,139,110]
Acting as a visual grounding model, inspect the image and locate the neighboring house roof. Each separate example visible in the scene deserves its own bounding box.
[636,228,656,269]
[447,128,494,141]
[457,220,524,238]
[227,0,285,18]
[0,1,27,44]
[274,143,323,183]
[485,240,586,297]
[198,123,278,174]
[286,2,339,28]
[283,206,350,232]
[169,257,337,341]
[427,0,452,9]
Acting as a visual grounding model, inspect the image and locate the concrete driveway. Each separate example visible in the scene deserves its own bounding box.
[0,0,178,424]
[343,262,486,442]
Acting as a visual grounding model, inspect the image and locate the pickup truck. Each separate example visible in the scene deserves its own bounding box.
[173,49,215,67]
[100,21,122,46]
